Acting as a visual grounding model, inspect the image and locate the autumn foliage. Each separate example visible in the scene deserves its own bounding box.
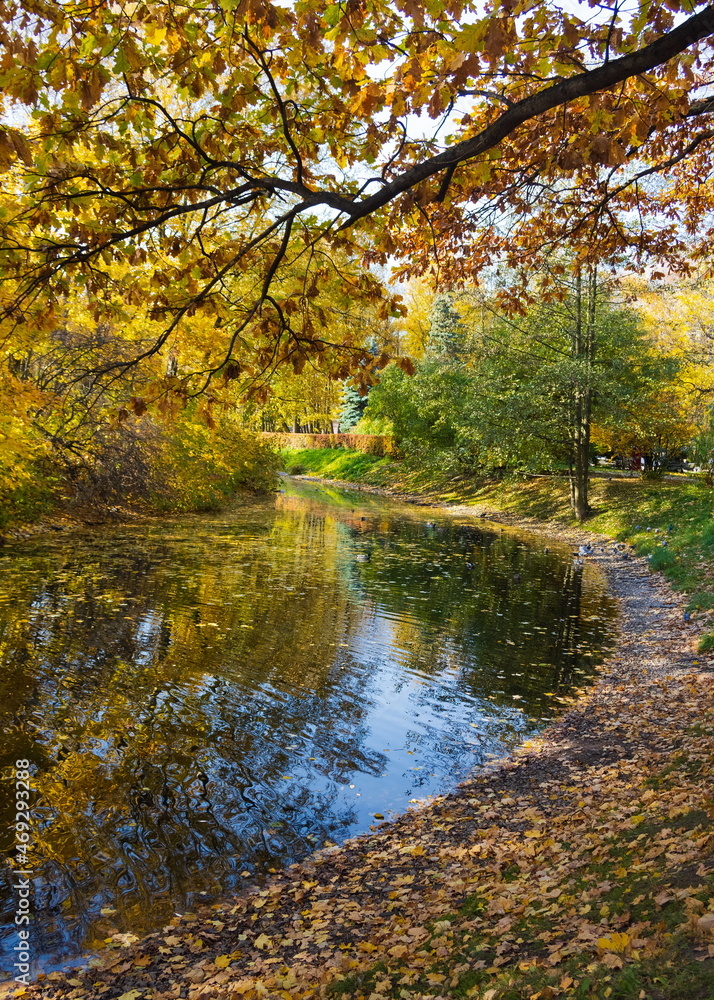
[262,432,399,458]
[1,0,714,400]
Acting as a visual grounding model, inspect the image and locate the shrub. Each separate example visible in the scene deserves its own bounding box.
[65,410,279,513]
[698,631,714,652]
[261,431,399,457]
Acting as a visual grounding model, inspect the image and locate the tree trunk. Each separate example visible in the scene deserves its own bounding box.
[569,266,596,522]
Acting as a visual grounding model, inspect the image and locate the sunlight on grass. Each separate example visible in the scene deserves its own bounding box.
[282,449,714,612]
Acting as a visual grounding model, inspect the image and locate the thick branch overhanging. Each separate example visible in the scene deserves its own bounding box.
[339,3,714,223]
[2,0,714,394]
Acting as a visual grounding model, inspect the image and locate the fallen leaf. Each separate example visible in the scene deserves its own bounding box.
[597,932,630,953]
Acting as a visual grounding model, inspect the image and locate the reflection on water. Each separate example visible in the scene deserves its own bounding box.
[0,479,616,975]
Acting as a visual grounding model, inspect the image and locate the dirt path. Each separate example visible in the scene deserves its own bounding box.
[4,503,713,1000]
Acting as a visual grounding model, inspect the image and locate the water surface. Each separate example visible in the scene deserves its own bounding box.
[0,479,616,975]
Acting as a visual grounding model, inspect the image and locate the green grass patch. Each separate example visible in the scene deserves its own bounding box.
[281,448,714,610]
[698,631,714,652]
[280,447,394,483]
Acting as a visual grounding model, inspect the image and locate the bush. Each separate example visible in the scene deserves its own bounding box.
[698,631,714,652]
[149,413,279,511]
[64,410,279,513]
[261,431,398,457]
[0,470,58,528]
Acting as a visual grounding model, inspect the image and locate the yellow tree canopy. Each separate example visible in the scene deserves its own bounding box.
[1,1,714,392]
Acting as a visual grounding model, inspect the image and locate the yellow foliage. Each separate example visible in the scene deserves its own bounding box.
[399,278,436,360]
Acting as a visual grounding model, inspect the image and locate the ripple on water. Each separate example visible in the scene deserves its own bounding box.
[0,480,616,976]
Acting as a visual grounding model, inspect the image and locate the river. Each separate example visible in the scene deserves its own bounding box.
[0,479,616,977]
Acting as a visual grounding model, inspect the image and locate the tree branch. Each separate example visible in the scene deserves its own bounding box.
[340,4,714,225]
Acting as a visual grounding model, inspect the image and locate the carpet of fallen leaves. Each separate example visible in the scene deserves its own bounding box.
[4,546,714,1000]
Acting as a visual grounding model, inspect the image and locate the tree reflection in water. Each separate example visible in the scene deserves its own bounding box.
[0,481,616,974]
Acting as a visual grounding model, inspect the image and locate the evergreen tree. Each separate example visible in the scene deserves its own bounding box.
[338,384,368,431]
[426,295,467,360]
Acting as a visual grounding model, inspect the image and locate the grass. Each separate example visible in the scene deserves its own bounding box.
[282,448,714,647]
[281,447,394,482]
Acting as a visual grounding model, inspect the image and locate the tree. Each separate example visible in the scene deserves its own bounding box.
[366,268,689,518]
[1,1,714,398]
[364,357,479,472]
[467,268,689,518]
[400,279,436,360]
[338,385,369,432]
[426,295,469,360]
[593,388,696,469]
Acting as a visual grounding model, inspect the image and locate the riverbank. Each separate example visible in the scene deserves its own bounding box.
[6,483,713,1000]
[282,448,714,651]
[0,487,279,545]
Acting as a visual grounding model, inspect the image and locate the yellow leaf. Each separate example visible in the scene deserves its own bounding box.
[145,24,167,44]
[254,933,271,951]
[214,954,232,968]
[597,931,630,953]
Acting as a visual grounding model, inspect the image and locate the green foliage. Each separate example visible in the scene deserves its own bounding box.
[280,447,391,482]
[365,360,479,472]
[0,468,58,529]
[697,631,714,652]
[0,371,55,523]
[365,283,678,487]
[689,406,714,484]
[475,292,680,474]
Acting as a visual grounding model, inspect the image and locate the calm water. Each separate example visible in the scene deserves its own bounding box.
[0,479,616,976]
